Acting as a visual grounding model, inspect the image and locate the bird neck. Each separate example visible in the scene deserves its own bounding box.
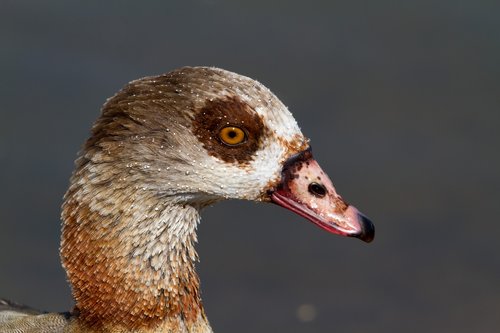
[61,176,213,332]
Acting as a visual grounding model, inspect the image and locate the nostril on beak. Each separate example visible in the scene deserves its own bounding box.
[308,182,327,198]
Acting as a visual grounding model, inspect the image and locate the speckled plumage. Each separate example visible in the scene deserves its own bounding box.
[1,67,307,333]
[1,66,373,333]
[59,67,306,332]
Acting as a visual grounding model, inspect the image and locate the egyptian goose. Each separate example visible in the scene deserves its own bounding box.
[0,67,374,333]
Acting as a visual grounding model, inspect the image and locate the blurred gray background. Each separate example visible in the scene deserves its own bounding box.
[1,1,499,332]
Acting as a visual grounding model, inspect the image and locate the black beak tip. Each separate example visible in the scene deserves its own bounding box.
[357,214,375,243]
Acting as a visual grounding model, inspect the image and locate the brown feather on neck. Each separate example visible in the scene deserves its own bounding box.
[60,101,211,331]
[62,186,207,330]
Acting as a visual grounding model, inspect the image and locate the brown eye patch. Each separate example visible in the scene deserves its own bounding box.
[192,96,265,165]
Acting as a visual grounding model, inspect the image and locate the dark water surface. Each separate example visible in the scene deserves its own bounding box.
[1,1,499,332]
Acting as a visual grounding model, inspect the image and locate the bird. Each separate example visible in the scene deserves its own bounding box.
[0,66,374,333]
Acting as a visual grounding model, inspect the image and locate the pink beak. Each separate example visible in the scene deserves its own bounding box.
[270,148,374,242]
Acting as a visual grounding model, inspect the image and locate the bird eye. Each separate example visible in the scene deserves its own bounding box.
[218,126,247,146]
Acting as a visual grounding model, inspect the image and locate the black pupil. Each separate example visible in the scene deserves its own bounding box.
[228,130,237,138]
[308,182,327,198]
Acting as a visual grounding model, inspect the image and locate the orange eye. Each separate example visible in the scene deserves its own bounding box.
[219,126,246,146]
